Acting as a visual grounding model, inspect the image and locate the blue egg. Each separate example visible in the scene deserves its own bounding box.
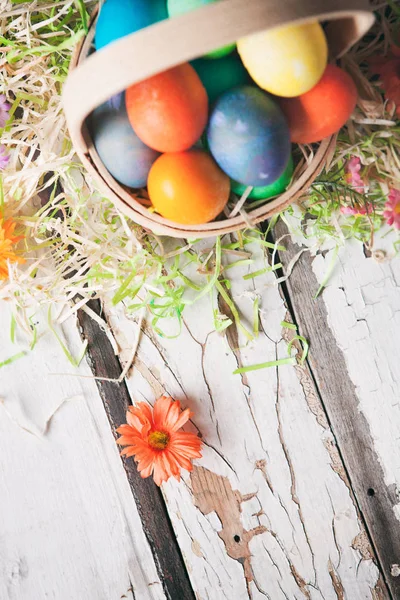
[95,0,167,50]
[90,92,160,188]
[207,86,291,187]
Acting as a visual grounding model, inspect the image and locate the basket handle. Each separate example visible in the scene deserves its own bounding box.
[62,0,374,155]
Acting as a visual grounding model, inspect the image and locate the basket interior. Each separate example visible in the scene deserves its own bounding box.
[66,1,373,237]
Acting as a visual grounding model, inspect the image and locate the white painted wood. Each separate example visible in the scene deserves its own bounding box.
[105,237,383,600]
[309,233,400,516]
[0,305,166,600]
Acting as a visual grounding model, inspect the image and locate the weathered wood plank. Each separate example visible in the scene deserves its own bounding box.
[104,236,386,600]
[274,220,400,599]
[0,305,166,600]
[77,300,196,600]
[23,175,194,599]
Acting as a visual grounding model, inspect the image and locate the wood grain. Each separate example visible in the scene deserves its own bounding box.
[77,300,195,600]
[105,235,386,600]
[0,305,166,600]
[274,220,400,598]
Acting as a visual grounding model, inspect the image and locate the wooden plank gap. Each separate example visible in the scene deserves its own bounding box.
[77,299,196,600]
[271,220,399,599]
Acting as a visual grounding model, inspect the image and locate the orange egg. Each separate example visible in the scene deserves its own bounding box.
[147,150,230,225]
[279,64,358,144]
[125,64,208,153]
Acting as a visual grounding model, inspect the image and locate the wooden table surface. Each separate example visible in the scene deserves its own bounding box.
[1,222,399,600]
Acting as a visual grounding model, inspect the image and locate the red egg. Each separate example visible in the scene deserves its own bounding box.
[279,64,358,144]
[125,63,208,153]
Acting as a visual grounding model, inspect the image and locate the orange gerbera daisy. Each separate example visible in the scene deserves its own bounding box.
[0,217,25,280]
[117,396,202,486]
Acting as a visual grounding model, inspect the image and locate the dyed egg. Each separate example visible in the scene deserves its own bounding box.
[148,150,230,224]
[207,86,291,187]
[191,54,249,105]
[90,92,159,188]
[237,22,328,97]
[95,0,167,50]
[126,63,208,153]
[279,64,358,144]
[167,0,235,59]
[232,155,294,200]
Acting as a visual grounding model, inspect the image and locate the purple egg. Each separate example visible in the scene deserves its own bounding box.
[90,92,160,188]
[207,86,291,187]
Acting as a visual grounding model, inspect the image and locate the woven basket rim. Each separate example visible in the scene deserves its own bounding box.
[64,0,374,238]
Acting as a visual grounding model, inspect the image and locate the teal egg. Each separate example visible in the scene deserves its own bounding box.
[167,0,235,59]
[191,54,249,105]
[231,156,294,200]
[95,0,167,50]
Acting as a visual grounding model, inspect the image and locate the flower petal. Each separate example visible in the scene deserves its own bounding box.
[139,462,154,479]
[116,435,138,446]
[153,396,173,423]
[152,455,169,486]
[170,407,192,432]
[126,410,143,431]
[168,449,194,471]
[116,424,134,435]
[164,400,182,430]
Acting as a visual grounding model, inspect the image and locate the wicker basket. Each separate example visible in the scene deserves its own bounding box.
[63,0,374,238]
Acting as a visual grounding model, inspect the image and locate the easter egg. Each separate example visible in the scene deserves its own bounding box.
[237,22,328,97]
[207,86,291,187]
[126,63,208,153]
[167,0,235,59]
[90,92,160,188]
[95,0,167,50]
[148,150,230,224]
[231,155,294,200]
[191,54,249,105]
[279,64,358,144]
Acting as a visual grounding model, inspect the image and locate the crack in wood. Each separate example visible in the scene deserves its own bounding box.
[77,300,195,600]
[71,224,392,599]
[255,459,275,496]
[328,559,345,600]
[139,323,189,400]
[325,487,343,571]
[275,348,318,591]
[217,289,269,456]
[289,564,312,600]
[281,316,330,432]
[274,220,396,599]
[267,525,320,600]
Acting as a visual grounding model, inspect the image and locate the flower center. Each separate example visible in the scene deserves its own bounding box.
[395,203,400,215]
[148,430,170,450]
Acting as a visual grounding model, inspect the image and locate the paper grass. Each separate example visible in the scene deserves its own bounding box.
[0,1,399,352]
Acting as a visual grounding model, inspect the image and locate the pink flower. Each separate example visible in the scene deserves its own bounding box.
[0,145,9,170]
[344,157,365,193]
[0,95,11,128]
[340,156,373,215]
[340,204,372,216]
[383,189,400,229]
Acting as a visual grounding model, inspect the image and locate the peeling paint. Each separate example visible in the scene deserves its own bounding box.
[191,466,267,583]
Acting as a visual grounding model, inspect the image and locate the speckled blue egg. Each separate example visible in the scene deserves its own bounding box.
[95,0,167,50]
[207,86,291,187]
[90,92,160,188]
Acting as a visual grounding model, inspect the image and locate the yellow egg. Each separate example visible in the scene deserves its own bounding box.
[237,21,328,97]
